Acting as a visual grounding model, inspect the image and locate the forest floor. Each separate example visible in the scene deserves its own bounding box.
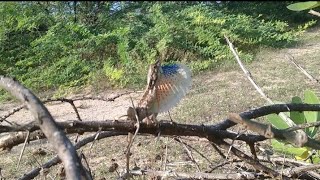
[0,26,320,179]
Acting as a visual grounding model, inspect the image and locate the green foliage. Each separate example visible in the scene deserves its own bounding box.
[267,89,320,163]
[266,114,290,129]
[303,90,320,136]
[220,1,317,24]
[287,1,320,11]
[290,96,306,125]
[0,2,317,99]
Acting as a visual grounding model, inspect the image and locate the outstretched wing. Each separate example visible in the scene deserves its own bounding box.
[153,63,192,113]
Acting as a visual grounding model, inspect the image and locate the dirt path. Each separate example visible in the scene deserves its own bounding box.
[0,90,142,124]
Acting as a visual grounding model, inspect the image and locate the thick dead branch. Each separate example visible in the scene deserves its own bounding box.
[20,131,125,180]
[2,104,320,150]
[0,130,45,150]
[215,103,320,130]
[0,76,90,180]
[0,120,267,150]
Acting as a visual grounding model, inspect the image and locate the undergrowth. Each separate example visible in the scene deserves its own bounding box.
[0,2,318,101]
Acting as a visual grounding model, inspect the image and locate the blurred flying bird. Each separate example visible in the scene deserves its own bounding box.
[127,56,192,124]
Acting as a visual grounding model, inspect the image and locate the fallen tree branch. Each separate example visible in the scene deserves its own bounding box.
[2,103,320,151]
[4,103,320,135]
[0,76,90,180]
[215,103,320,130]
[129,168,266,179]
[0,120,267,151]
[0,130,45,150]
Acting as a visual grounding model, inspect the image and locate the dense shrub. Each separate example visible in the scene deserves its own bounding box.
[0,1,317,99]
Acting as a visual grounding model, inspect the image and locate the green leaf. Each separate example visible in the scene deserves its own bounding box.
[290,96,305,125]
[287,1,320,11]
[312,155,320,164]
[266,114,290,129]
[271,139,309,157]
[304,89,320,137]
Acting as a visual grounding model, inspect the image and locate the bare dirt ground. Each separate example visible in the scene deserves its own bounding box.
[0,26,320,179]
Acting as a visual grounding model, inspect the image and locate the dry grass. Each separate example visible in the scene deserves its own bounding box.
[0,26,320,179]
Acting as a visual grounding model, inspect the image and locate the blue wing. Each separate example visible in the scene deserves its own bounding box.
[152,63,192,113]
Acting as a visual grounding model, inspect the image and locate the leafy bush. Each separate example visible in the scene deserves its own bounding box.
[267,90,320,163]
[0,2,317,99]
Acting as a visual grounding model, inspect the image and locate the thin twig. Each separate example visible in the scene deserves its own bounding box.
[285,54,319,83]
[80,152,93,179]
[163,137,169,171]
[209,142,226,159]
[285,120,320,132]
[224,35,296,127]
[17,131,30,169]
[174,137,214,166]
[208,159,242,172]
[309,10,320,17]
[123,96,141,179]
[177,137,201,172]
[19,131,125,180]
[226,130,242,160]
[0,91,135,124]
[89,129,101,150]
[215,139,291,179]
[0,105,24,125]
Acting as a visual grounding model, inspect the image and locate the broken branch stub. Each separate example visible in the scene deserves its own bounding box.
[228,113,308,148]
